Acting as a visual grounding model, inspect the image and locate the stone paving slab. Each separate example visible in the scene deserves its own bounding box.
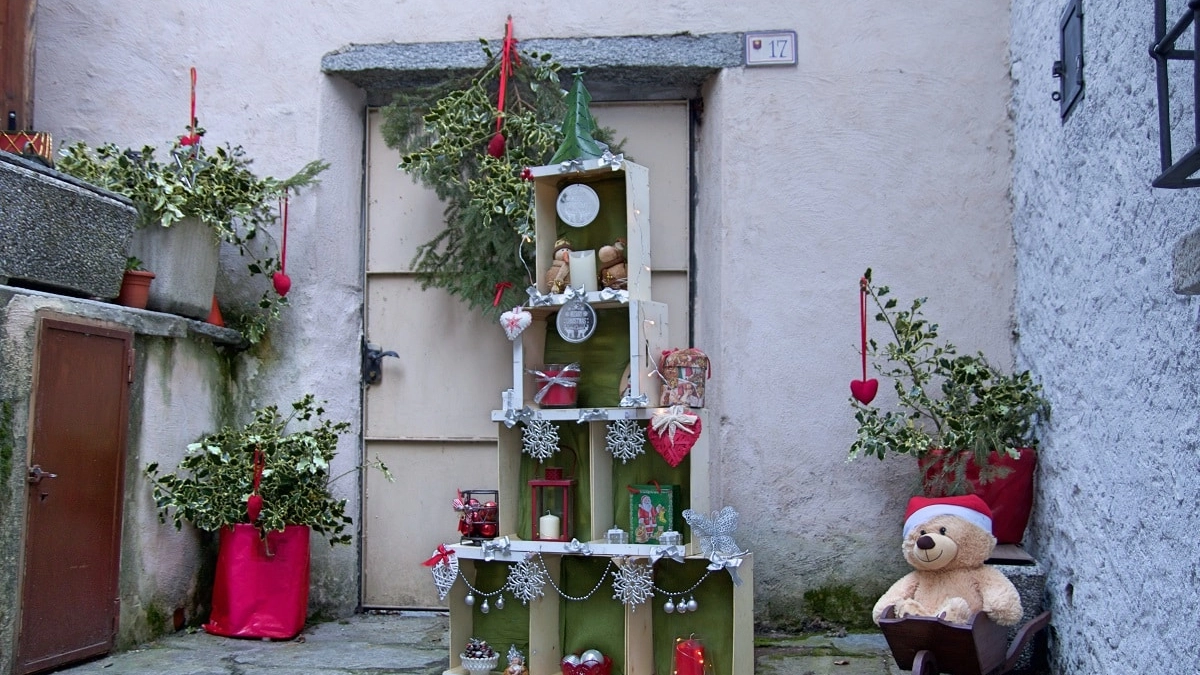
[54,612,904,675]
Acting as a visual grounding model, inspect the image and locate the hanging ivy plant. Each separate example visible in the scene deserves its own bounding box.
[379,38,619,317]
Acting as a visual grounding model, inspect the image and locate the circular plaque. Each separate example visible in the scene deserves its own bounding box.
[555,295,598,343]
[556,183,600,227]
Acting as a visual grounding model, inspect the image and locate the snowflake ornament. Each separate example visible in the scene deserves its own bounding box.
[521,419,560,461]
[611,558,655,610]
[506,555,547,605]
[605,419,645,463]
[683,506,743,557]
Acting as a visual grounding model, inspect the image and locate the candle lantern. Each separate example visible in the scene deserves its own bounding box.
[673,636,706,675]
[529,467,574,542]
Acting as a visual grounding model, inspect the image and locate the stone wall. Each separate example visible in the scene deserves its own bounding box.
[1010,1,1200,672]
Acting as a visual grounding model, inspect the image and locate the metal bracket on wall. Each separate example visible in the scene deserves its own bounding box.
[1054,0,1084,120]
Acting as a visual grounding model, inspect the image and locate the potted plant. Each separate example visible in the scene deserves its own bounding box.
[145,394,390,639]
[115,256,155,309]
[56,127,326,336]
[848,268,1050,544]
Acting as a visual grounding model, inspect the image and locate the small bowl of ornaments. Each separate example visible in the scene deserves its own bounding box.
[460,637,499,674]
[561,648,612,675]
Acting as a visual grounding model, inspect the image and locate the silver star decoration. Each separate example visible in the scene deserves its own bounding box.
[505,555,546,605]
[605,419,645,463]
[611,559,655,610]
[683,506,743,557]
[521,419,560,461]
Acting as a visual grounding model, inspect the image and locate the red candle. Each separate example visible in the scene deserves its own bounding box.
[673,638,705,675]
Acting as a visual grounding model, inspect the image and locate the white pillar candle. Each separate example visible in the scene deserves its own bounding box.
[568,250,599,293]
[539,512,561,540]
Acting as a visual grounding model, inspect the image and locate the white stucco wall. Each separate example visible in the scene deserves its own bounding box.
[32,0,1016,628]
[1010,1,1200,672]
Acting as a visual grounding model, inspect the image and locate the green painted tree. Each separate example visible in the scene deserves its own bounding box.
[550,70,608,164]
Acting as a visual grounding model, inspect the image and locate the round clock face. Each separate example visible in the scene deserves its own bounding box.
[556,183,600,227]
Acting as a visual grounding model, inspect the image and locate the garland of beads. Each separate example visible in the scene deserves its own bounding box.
[653,569,712,614]
[461,570,507,614]
[536,553,615,601]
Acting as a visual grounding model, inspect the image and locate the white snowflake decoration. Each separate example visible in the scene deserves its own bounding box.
[429,555,459,601]
[611,559,655,610]
[683,506,743,556]
[506,555,547,605]
[605,419,645,463]
[521,419,560,461]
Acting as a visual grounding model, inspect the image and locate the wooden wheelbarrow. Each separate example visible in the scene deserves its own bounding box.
[878,606,1051,675]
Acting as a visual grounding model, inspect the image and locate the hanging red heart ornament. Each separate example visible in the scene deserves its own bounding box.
[272,272,292,296]
[850,378,879,404]
[851,275,878,404]
[647,407,702,467]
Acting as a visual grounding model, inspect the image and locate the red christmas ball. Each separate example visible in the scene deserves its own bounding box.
[478,523,498,538]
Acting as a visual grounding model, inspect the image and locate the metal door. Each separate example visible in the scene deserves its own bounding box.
[361,102,691,607]
[17,317,131,674]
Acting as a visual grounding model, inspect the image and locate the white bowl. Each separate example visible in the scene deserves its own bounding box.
[459,653,499,674]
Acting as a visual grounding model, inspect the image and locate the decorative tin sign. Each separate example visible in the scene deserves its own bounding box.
[556,183,600,227]
[555,294,597,343]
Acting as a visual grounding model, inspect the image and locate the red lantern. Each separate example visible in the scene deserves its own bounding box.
[529,467,573,542]
[455,489,499,541]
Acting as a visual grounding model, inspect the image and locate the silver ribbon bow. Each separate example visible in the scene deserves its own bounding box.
[525,285,554,307]
[597,150,624,171]
[528,364,581,405]
[650,544,685,565]
[502,406,533,428]
[482,536,512,562]
[597,287,629,304]
[707,551,746,586]
[651,405,699,441]
[565,538,592,555]
[559,158,585,173]
[619,393,649,407]
[577,408,608,423]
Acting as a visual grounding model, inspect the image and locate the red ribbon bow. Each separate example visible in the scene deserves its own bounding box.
[493,281,514,307]
[422,543,456,567]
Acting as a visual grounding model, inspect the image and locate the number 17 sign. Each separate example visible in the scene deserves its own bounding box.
[745,30,798,67]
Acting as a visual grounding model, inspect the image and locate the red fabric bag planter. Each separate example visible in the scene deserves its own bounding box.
[918,448,1036,545]
[204,524,310,639]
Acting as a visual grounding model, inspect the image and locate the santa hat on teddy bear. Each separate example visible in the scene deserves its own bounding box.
[903,494,993,538]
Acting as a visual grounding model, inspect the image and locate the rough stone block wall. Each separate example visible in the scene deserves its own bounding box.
[1010,1,1200,672]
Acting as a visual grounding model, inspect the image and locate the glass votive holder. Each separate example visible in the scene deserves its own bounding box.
[606,527,628,545]
[659,530,682,546]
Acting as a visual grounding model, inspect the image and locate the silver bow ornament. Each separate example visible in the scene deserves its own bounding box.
[707,551,746,586]
[565,538,592,555]
[482,536,512,561]
[650,544,685,565]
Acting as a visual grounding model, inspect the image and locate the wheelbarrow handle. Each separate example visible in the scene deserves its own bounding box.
[1002,611,1052,672]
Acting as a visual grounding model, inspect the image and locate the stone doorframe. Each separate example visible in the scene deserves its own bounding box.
[321,32,745,106]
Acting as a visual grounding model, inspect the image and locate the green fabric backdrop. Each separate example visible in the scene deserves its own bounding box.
[470,561,529,660]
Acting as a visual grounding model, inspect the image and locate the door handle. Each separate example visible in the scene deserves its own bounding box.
[362,341,399,386]
[27,465,57,485]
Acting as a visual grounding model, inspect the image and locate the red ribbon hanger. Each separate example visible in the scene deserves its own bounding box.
[181,67,201,147]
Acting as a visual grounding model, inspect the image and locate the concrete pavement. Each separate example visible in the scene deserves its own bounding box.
[52,611,906,675]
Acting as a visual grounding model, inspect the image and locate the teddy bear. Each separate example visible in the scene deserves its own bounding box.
[598,238,628,290]
[545,238,573,293]
[872,495,1022,627]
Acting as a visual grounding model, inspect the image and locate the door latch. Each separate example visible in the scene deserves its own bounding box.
[27,465,58,485]
[362,340,399,386]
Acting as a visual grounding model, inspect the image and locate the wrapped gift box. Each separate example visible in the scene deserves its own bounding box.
[658,348,709,408]
[629,484,678,544]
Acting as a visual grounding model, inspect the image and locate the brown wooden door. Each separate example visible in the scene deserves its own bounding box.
[17,318,132,674]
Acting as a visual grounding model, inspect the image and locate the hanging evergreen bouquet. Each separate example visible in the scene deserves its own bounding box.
[379,19,619,317]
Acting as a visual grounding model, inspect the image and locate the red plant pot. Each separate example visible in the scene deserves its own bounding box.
[116,269,155,309]
[918,448,1036,545]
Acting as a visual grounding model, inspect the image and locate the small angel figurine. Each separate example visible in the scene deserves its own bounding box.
[504,645,526,675]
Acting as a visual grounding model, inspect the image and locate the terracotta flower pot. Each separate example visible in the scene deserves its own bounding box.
[918,448,1036,545]
[115,269,155,309]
